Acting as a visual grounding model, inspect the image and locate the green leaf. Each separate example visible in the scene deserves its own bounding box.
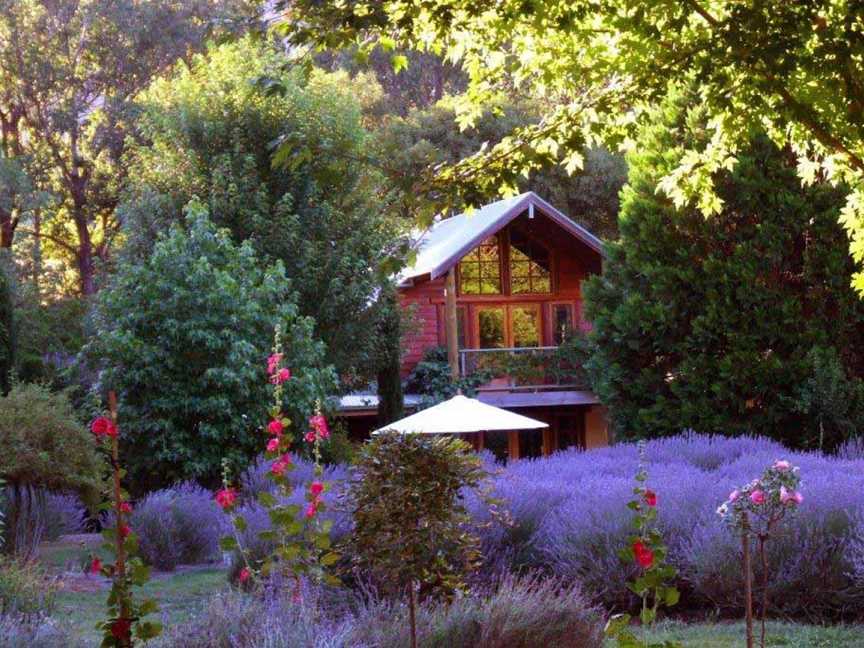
[391,54,408,74]
[219,536,238,551]
[320,551,340,566]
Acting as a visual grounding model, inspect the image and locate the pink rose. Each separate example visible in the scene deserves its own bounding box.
[749,489,766,505]
[239,567,251,583]
[267,353,283,375]
[780,486,803,505]
[305,431,316,443]
[267,419,284,436]
[728,489,740,502]
[773,460,791,472]
[266,437,280,453]
[310,481,324,497]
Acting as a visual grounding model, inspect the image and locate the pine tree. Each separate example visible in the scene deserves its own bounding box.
[584,87,864,449]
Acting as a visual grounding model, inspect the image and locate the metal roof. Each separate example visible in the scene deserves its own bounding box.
[397,192,604,287]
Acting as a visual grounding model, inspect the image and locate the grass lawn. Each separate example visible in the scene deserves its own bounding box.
[636,620,864,647]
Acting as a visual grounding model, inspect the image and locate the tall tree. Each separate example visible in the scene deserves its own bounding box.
[275,2,864,291]
[0,0,245,295]
[122,38,401,389]
[583,89,864,449]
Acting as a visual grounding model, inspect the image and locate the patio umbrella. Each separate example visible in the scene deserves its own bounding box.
[372,394,548,435]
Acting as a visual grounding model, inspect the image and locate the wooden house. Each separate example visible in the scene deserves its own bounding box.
[339,192,609,460]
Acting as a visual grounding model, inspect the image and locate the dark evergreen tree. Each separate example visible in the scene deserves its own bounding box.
[375,284,404,427]
[584,88,864,449]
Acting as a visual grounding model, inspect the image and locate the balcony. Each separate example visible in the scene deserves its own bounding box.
[458,345,589,392]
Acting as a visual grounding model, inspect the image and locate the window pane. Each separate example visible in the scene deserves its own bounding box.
[457,306,466,349]
[511,306,540,347]
[478,308,505,348]
[553,304,573,345]
[511,275,530,294]
[459,237,501,294]
[508,230,550,294]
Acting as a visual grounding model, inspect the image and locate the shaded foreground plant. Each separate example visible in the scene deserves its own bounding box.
[346,431,495,648]
[606,442,680,648]
[717,459,803,648]
[90,392,161,647]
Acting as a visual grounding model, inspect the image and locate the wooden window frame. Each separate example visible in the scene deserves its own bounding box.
[547,301,576,346]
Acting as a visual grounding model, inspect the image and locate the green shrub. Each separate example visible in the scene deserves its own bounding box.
[0,559,55,615]
[0,383,100,558]
[86,204,336,491]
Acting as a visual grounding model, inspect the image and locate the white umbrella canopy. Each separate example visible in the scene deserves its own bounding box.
[373,394,548,435]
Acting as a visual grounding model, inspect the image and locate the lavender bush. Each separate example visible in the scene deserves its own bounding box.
[43,492,87,540]
[153,574,604,648]
[471,434,864,619]
[0,613,78,648]
[130,482,225,571]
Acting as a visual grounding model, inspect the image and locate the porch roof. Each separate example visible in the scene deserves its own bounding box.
[397,192,604,287]
[476,390,600,408]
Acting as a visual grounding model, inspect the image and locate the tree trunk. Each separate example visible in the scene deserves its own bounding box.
[74,209,95,296]
[408,579,418,648]
[742,515,753,648]
[445,268,459,383]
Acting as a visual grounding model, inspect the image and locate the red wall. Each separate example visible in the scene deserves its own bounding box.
[399,277,445,376]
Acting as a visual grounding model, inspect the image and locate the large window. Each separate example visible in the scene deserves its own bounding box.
[509,230,551,294]
[458,236,501,294]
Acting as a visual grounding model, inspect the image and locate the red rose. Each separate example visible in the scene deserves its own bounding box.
[90,557,102,574]
[310,481,324,497]
[118,524,131,539]
[111,618,132,641]
[239,567,251,583]
[644,489,657,507]
[267,419,284,436]
[305,502,318,518]
[215,488,237,510]
[119,502,132,514]
[633,540,654,568]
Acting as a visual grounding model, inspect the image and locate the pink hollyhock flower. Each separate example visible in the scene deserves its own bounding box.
[728,489,740,502]
[111,618,132,641]
[267,353,283,375]
[267,419,284,436]
[310,481,324,497]
[118,524,131,539]
[90,416,118,438]
[632,540,654,568]
[773,460,791,472]
[266,437,281,453]
[305,502,318,518]
[270,368,291,385]
[215,488,237,510]
[90,557,102,574]
[644,489,657,507]
[119,502,132,514]
[304,431,316,443]
[239,567,251,583]
[308,414,329,440]
[750,489,766,505]
[271,454,292,476]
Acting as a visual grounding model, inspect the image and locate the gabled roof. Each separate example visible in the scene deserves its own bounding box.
[397,192,604,287]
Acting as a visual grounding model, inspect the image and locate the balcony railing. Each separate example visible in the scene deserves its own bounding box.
[458,346,589,391]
